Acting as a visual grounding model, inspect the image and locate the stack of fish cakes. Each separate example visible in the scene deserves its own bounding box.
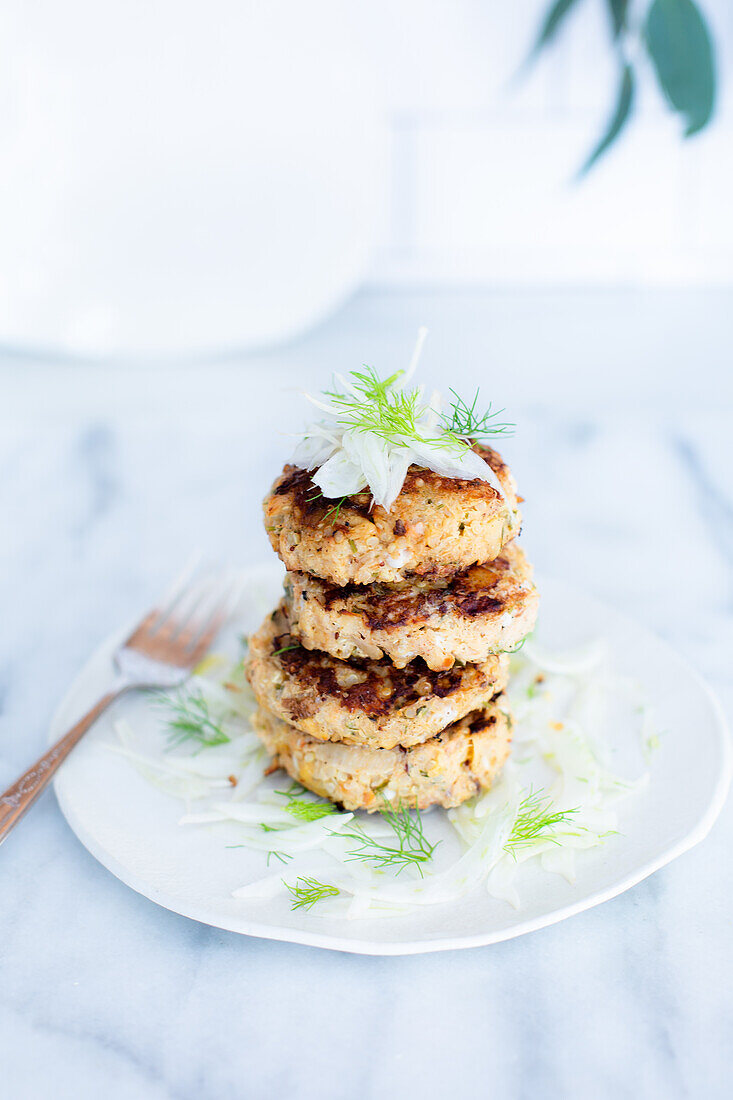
[246,444,538,813]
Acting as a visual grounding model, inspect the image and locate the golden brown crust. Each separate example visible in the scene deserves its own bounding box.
[284,540,538,670]
[263,444,521,585]
[245,604,509,750]
[252,699,513,812]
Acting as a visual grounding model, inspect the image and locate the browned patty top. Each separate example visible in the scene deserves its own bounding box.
[466,708,501,736]
[264,607,504,722]
[312,551,518,631]
[270,442,510,532]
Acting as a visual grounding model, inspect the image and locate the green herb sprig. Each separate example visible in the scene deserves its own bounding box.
[336,800,438,877]
[285,877,340,910]
[307,489,350,524]
[440,388,514,442]
[322,496,349,523]
[158,690,230,752]
[304,354,517,475]
[320,369,508,461]
[276,781,337,823]
[504,788,582,858]
[324,367,423,443]
[267,850,293,867]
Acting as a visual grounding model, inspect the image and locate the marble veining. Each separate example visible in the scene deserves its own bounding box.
[673,435,733,574]
[1,289,731,1100]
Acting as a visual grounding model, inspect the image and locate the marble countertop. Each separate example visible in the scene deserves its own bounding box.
[2,288,731,1099]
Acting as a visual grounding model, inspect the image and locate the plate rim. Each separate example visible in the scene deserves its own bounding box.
[50,569,732,956]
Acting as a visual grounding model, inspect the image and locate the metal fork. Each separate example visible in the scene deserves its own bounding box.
[0,564,239,845]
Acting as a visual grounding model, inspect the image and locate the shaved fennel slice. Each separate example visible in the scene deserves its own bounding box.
[179,803,319,828]
[327,773,521,908]
[294,333,513,510]
[106,744,234,802]
[486,859,522,909]
[180,802,356,857]
[341,430,411,511]
[232,874,285,901]
[346,893,378,920]
[312,449,368,498]
[292,430,339,471]
[228,756,271,801]
[395,325,428,390]
[523,639,607,676]
[230,864,401,919]
[540,846,578,883]
[186,672,256,717]
[106,719,263,802]
[542,720,648,806]
[451,642,650,906]
[404,437,506,498]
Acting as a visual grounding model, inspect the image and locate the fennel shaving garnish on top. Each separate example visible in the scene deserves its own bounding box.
[293,328,513,511]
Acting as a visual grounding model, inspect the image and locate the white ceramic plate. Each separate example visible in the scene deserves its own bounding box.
[51,564,731,955]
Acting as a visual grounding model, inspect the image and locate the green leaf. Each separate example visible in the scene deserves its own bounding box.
[606,0,629,38]
[532,0,586,55]
[579,62,634,175]
[644,0,716,136]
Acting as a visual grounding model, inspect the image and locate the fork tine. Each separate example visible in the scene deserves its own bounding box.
[121,560,240,675]
[124,553,205,645]
[186,576,242,663]
[155,551,205,615]
[172,570,232,644]
[158,570,220,641]
[188,611,229,666]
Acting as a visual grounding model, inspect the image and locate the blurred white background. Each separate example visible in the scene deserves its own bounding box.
[0,0,731,355]
[368,0,733,288]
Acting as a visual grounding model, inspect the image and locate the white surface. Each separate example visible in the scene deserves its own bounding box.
[50,568,730,955]
[0,1,386,354]
[0,3,732,364]
[2,287,733,1096]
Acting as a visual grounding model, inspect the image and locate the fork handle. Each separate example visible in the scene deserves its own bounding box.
[0,689,126,845]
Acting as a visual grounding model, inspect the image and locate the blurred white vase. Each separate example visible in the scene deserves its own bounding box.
[0,1,386,356]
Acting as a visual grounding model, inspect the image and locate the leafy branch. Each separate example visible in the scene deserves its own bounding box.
[530,0,716,173]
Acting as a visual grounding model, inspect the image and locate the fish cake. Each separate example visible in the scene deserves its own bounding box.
[252,699,513,812]
[246,605,509,750]
[284,540,537,671]
[263,444,520,586]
